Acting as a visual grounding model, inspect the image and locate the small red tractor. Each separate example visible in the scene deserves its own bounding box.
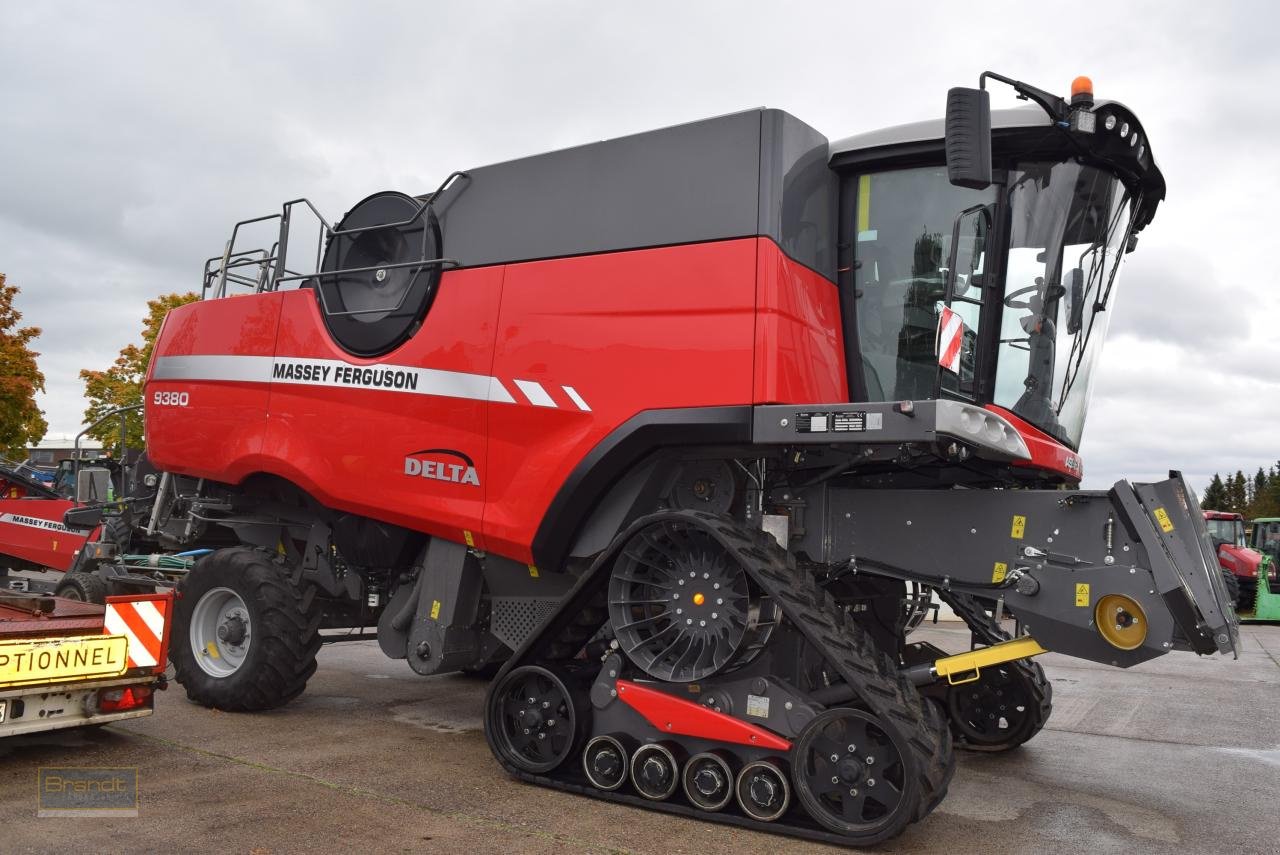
[58,72,1238,845]
[1208,506,1269,606]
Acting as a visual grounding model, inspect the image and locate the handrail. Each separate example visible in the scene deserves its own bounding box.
[198,171,469,303]
[73,404,143,501]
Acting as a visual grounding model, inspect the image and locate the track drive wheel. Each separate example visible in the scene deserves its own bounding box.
[486,665,580,774]
[172,547,321,711]
[792,708,915,844]
[945,663,1043,751]
[54,572,108,604]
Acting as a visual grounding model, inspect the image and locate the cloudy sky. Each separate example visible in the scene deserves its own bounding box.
[2,1,1276,495]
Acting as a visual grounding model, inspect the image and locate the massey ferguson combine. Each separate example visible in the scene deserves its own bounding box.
[137,73,1237,845]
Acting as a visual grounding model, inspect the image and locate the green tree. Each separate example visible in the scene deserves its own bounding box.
[79,292,198,453]
[1227,471,1248,514]
[1202,473,1227,510]
[0,273,48,458]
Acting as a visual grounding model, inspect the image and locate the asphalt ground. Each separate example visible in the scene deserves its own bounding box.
[2,622,1278,855]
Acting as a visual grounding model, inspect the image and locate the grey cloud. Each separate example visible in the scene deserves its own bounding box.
[2,1,1277,509]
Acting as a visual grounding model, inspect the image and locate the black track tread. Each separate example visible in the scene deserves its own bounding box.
[172,547,322,712]
[486,510,955,846]
[935,590,1052,752]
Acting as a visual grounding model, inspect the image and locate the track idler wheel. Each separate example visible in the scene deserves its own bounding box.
[682,751,734,811]
[630,742,682,800]
[735,760,790,822]
[583,735,631,791]
[486,665,580,774]
[792,708,913,842]
[945,663,1041,751]
[608,517,778,682]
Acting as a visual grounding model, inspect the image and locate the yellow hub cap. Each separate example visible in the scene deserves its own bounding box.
[692,592,705,606]
[1095,594,1148,650]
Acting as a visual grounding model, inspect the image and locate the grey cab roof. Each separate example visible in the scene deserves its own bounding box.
[829,104,1050,159]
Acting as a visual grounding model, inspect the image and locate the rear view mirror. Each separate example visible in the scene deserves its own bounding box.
[945,88,992,190]
[1065,268,1085,334]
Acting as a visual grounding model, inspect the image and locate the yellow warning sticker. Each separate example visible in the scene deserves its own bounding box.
[1011,515,1026,539]
[430,600,441,620]
[527,564,540,578]
[1075,583,1090,607]
[992,562,1008,584]
[1153,508,1174,533]
[463,530,475,547]
[206,641,220,660]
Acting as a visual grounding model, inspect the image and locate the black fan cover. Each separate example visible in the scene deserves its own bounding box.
[316,190,442,357]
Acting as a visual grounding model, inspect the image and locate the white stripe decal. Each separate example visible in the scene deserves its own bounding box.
[151,354,573,409]
[131,599,166,639]
[103,611,157,668]
[487,377,516,404]
[0,512,74,533]
[513,379,557,408]
[562,385,591,412]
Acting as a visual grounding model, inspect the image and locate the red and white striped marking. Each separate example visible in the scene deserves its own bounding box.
[102,594,172,670]
[937,306,964,374]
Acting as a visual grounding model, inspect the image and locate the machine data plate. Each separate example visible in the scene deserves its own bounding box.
[795,411,883,433]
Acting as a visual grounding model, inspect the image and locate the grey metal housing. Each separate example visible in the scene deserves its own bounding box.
[429,109,838,279]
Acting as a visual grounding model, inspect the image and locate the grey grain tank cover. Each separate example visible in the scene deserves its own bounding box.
[429,109,837,280]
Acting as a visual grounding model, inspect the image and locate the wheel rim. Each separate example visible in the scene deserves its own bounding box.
[61,584,87,602]
[190,586,252,678]
[490,666,577,773]
[946,664,1034,745]
[793,708,908,834]
[608,519,776,682]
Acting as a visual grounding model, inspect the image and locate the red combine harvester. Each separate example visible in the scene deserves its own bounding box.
[0,457,85,576]
[133,73,1236,844]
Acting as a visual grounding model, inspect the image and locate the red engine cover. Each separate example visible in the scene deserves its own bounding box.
[146,238,846,562]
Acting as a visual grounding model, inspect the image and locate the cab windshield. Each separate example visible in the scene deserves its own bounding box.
[995,161,1136,448]
[1206,518,1246,548]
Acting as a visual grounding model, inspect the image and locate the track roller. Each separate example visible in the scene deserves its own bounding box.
[792,707,911,841]
[681,751,735,811]
[735,760,790,822]
[486,665,579,774]
[630,742,682,800]
[583,735,631,791]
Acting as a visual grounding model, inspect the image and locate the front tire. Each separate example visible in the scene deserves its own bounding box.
[55,572,108,604]
[172,547,321,711]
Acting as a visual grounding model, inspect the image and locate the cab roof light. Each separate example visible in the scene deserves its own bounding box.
[1070,75,1094,107]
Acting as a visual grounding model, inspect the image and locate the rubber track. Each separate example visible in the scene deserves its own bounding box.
[935,590,1052,752]
[490,510,956,844]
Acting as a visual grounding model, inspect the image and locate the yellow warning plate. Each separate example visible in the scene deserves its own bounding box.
[0,635,128,688]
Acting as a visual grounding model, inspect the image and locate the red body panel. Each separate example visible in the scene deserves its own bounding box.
[147,238,846,563]
[987,405,1083,483]
[0,497,85,572]
[753,246,847,404]
[616,679,792,751]
[145,293,282,475]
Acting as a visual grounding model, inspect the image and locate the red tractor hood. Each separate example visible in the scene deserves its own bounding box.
[1218,544,1261,578]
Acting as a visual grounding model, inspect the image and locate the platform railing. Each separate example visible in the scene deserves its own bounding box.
[200,171,469,307]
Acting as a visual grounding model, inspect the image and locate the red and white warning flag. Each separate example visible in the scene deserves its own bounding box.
[937,306,965,374]
[103,594,172,670]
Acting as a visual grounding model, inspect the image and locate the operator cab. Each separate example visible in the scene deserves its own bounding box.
[829,75,1165,471]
